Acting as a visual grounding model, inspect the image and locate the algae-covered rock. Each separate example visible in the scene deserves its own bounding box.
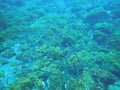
[34,79,44,90]
[0,59,8,65]
[66,52,82,67]
[9,77,35,90]
[11,0,24,7]
[84,8,109,24]
[81,69,97,90]
[93,30,108,45]
[0,44,5,52]
[108,32,120,51]
[111,9,120,19]
[48,69,65,90]
[0,12,4,22]
[105,51,120,70]
[65,78,86,90]
[16,49,33,62]
[60,35,75,48]
[4,39,15,49]
[103,1,120,11]
[20,44,30,51]
[9,71,45,90]
[33,59,46,70]
[80,51,95,67]
[94,22,115,34]
[31,8,45,18]
[115,18,120,26]
[108,81,120,90]
[30,15,51,29]
[0,29,17,43]
[91,68,117,87]
[0,71,4,78]
[108,85,120,90]
[0,31,7,42]
[0,12,8,29]
[1,49,16,58]
[34,45,64,60]
[65,52,83,78]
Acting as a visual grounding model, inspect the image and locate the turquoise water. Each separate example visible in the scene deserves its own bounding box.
[0,0,120,90]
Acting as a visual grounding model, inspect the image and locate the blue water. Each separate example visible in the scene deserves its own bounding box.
[0,0,120,90]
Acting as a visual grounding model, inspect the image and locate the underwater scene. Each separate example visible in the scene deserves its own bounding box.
[0,0,120,90]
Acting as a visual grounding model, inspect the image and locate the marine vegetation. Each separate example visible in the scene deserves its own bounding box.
[0,0,120,90]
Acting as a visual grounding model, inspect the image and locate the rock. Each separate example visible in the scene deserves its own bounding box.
[111,9,120,19]
[108,85,120,90]
[92,30,107,45]
[94,22,115,34]
[0,71,4,78]
[84,8,109,25]
[108,81,120,90]
[103,1,120,11]
[0,44,5,52]
[91,68,117,87]
[108,34,120,51]
[0,59,8,65]
[115,81,120,86]
[1,49,16,58]
[0,12,9,29]
[115,18,120,26]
